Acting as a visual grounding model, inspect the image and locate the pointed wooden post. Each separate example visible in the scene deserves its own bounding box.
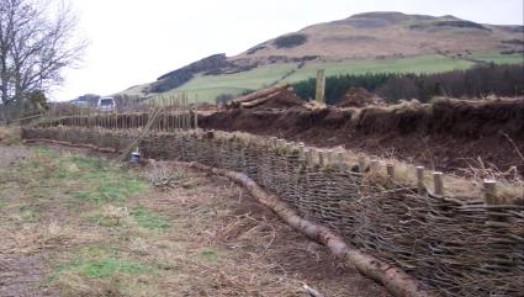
[386,164,395,179]
[297,142,305,160]
[433,172,444,196]
[326,149,333,167]
[305,149,313,167]
[193,110,198,129]
[483,179,497,207]
[337,152,346,172]
[370,159,380,173]
[318,150,325,167]
[416,166,425,194]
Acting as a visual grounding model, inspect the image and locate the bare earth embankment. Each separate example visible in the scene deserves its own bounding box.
[200,97,524,177]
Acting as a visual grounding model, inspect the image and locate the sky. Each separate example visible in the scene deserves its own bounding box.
[53,0,524,101]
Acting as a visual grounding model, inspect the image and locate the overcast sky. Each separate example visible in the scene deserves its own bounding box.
[54,0,524,101]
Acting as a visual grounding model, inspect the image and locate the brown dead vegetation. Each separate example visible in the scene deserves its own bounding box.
[336,87,385,108]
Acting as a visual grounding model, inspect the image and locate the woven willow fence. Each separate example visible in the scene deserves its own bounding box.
[38,112,198,131]
[22,127,524,297]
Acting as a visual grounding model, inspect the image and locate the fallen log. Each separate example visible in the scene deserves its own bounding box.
[239,91,282,109]
[227,84,289,109]
[178,161,435,297]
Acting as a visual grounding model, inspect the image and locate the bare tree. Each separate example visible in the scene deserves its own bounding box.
[0,0,86,120]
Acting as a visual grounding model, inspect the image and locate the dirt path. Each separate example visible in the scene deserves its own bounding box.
[0,145,390,297]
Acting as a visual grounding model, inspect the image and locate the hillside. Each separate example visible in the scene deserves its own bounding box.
[234,12,523,61]
[118,12,524,102]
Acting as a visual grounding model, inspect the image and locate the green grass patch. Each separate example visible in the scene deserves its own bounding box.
[12,147,148,205]
[49,244,157,296]
[199,249,219,262]
[130,205,171,230]
[50,245,149,281]
[81,258,146,278]
[71,174,146,204]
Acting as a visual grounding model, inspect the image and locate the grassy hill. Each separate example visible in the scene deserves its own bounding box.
[117,12,524,103]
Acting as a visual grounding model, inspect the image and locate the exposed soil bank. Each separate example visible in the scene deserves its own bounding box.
[200,98,524,175]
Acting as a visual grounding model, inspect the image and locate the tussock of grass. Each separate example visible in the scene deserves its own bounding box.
[90,204,129,227]
[50,245,152,297]
[51,245,149,280]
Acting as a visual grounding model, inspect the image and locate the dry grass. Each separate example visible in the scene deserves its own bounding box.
[0,125,22,145]
[0,145,388,297]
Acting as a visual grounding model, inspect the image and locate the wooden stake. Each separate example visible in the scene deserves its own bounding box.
[370,159,380,173]
[318,150,325,167]
[483,179,497,205]
[326,149,333,166]
[269,137,277,149]
[298,142,305,160]
[484,179,502,223]
[416,166,425,194]
[305,149,313,166]
[387,164,395,179]
[193,110,198,129]
[433,172,444,196]
[358,155,366,173]
[337,152,346,172]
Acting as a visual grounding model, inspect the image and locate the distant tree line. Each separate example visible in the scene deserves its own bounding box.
[292,63,524,104]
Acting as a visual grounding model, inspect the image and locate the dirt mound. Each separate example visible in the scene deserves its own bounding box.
[337,87,385,108]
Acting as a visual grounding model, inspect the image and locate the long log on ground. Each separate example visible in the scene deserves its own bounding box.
[227,84,289,109]
[240,91,283,109]
[178,161,435,297]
